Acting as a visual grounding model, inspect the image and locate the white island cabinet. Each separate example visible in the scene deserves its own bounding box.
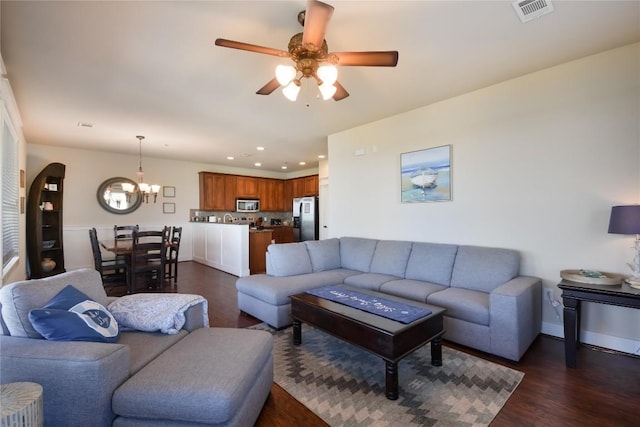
[191,223,250,277]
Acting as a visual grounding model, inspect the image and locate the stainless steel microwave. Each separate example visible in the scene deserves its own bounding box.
[236,199,260,212]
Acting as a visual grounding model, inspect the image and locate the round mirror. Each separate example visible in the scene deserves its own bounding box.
[97,177,143,214]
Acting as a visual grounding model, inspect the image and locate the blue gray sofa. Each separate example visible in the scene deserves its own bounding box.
[236,237,542,361]
[0,268,273,427]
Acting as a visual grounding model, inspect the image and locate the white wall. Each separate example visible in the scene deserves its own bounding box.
[327,43,640,354]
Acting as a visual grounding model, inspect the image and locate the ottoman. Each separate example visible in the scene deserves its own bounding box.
[112,328,273,427]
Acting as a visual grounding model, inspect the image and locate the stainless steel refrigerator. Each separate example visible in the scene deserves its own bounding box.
[293,196,319,241]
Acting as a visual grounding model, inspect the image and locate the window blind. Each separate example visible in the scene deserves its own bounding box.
[2,108,19,271]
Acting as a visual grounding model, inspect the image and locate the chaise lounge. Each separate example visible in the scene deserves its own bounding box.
[236,236,543,361]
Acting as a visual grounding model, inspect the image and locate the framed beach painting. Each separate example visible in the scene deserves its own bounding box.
[401,145,452,203]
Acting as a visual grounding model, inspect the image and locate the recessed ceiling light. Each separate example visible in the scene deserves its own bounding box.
[254,162,262,167]
[281,165,288,170]
[299,161,306,166]
[256,146,265,151]
[227,156,234,160]
[318,155,326,159]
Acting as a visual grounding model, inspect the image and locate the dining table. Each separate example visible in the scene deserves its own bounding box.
[100,236,176,293]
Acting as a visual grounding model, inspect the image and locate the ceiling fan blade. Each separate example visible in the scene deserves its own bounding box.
[332,81,349,101]
[215,38,289,57]
[333,51,399,67]
[256,78,281,95]
[302,0,335,49]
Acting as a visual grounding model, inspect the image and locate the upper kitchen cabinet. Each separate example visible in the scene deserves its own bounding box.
[199,172,225,211]
[258,178,284,212]
[237,176,259,198]
[27,162,66,278]
[303,175,318,196]
[289,175,319,199]
[223,174,237,211]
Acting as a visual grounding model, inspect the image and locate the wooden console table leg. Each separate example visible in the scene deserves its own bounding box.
[562,297,579,368]
[385,361,399,400]
[293,320,302,345]
[431,336,443,366]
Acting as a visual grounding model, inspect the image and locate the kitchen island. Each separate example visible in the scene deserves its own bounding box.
[192,222,250,277]
[191,222,274,276]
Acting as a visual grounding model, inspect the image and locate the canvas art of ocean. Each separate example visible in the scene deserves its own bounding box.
[305,286,431,324]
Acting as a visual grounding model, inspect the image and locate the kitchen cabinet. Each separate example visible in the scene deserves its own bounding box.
[237,176,259,198]
[199,172,236,211]
[258,178,284,212]
[26,163,66,278]
[249,230,273,274]
[303,175,318,196]
[199,172,225,211]
[198,172,318,212]
[223,174,237,211]
[265,226,294,244]
[191,223,249,276]
[286,175,319,206]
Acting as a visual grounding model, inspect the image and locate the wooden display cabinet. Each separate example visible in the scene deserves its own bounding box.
[26,162,66,278]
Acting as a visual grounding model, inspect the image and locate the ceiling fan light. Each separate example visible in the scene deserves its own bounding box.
[275,65,296,86]
[317,64,338,86]
[282,82,300,101]
[319,82,337,100]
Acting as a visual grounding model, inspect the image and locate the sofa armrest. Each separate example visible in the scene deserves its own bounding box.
[182,300,208,331]
[0,335,130,427]
[489,275,542,361]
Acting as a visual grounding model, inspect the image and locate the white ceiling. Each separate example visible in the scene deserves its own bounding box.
[2,1,639,173]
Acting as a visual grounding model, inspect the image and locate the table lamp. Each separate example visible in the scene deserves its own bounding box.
[608,205,640,288]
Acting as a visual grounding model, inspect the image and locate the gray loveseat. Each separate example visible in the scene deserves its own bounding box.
[236,237,542,361]
[0,268,273,427]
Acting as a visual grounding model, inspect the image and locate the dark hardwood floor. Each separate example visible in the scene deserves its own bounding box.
[108,261,640,426]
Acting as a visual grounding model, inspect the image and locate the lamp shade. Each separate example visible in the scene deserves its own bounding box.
[608,205,640,234]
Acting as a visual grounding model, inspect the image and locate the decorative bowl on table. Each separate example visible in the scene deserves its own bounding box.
[560,269,624,285]
[42,240,56,249]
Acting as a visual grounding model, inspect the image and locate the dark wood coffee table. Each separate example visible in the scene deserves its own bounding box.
[290,285,446,400]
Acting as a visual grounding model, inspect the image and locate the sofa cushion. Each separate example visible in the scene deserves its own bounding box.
[427,288,490,325]
[343,273,400,291]
[237,269,359,306]
[339,237,378,272]
[113,328,273,425]
[450,246,520,293]
[379,279,448,303]
[28,285,119,343]
[0,268,107,338]
[305,238,341,272]
[266,243,312,277]
[118,330,189,375]
[369,240,413,277]
[404,242,458,286]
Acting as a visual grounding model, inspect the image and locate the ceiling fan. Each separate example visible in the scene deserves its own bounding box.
[215,0,398,102]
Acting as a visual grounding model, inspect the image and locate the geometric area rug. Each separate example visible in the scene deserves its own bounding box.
[252,323,524,427]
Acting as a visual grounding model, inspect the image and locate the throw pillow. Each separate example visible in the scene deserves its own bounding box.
[28,285,119,343]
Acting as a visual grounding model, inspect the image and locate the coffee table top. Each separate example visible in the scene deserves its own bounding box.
[290,285,445,334]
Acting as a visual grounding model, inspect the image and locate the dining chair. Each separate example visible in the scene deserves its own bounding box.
[114,224,139,239]
[89,227,130,292]
[165,226,182,283]
[130,227,169,292]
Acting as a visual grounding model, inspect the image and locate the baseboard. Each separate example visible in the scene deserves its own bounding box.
[542,321,640,356]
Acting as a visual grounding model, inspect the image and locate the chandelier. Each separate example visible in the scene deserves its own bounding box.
[122,135,160,203]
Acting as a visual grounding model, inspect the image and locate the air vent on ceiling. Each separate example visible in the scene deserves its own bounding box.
[512,0,554,23]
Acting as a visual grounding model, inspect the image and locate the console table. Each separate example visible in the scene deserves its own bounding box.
[558,279,640,368]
